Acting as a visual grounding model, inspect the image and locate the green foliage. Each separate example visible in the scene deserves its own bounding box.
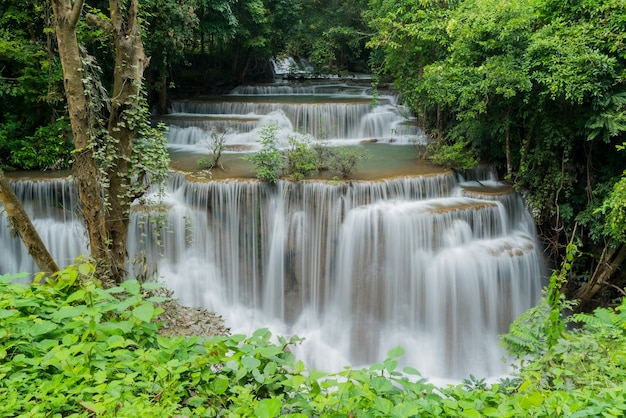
[503,243,579,358]
[285,135,320,181]
[0,0,67,170]
[9,117,74,170]
[502,300,551,358]
[599,174,626,244]
[287,0,370,74]
[3,261,626,416]
[427,138,479,171]
[327,146,370,179]
[243,124,284,184]
[595,144,626,244]
[367,0,626,300]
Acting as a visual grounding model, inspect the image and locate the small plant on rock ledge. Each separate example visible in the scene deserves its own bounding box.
[243,124,284,184]
[197,129,229,171]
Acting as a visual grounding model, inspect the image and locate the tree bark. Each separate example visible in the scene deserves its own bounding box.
[575,243,626,310]
[504,107,512,178]
[51,0,109,268]
[0,173,59,274]
[51,0,150,285]
[103,0,149,284]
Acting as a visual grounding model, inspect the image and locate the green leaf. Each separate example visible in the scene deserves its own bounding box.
[51,306,85,321]
[460,409,482,418]
[242,355,262,370]
[66,288,86,303]
[374,397,393,414]
[254,398,282,418]
[121,280,141,296]
[0,309,17,319]
[132,302,155,323]
[78,262,92,276]
[259,345,284,358]
[28,320,57,336]
[402,366,421,376]
[387,345,405,358]
[212,375,229,394]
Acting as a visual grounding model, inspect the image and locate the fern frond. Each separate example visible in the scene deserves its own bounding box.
[502,300,549,357]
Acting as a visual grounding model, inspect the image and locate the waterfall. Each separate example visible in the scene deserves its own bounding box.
[165,82,424,149]
[0,172,541,381]
[0,80,542,382]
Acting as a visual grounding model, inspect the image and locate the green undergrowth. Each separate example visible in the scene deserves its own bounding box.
[1,262,626,417]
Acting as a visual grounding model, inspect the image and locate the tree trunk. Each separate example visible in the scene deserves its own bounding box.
[50,0,109,268]
[51,0,149,285]
[158,56,168,115]
[504,107,512,178]
[0,173,59,274]
[575,243,626,310]
[103,0,149,284]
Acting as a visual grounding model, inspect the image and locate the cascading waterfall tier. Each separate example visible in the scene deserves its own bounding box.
[1,80,542,381]
[1,171,541,381]
[161,82,424,154]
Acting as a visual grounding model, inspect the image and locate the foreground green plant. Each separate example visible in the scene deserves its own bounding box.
[2,261,626,417]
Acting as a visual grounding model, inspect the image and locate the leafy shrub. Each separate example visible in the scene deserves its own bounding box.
[243,124,284,184]
[197,129,229,171]
[285,135,321,181]
[427,138,478,171]
[3,260,626,417]
[328,146,370,179]
[8,117,73,170]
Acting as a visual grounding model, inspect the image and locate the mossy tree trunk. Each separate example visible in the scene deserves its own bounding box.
[51,0,149,285]
[0,172,59,275]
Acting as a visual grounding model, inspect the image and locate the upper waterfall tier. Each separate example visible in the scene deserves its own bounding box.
[161,81,425,152]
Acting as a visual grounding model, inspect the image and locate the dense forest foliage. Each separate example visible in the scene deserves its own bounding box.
[367,0,626,309]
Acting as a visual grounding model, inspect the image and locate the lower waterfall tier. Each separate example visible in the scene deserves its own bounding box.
[0,171,542,381]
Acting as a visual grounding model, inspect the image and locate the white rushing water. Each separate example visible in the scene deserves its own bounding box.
[1,173,542,381]
[1,81,543,382]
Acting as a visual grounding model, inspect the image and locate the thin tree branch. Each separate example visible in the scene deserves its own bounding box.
[68,0,85,28]
[85,13,113,34]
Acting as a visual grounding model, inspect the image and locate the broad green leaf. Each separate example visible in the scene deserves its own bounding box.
[0,309,17,319]
[252,368,266,383]
[387,345,405,358]
[254,398,282,418]
[212,375,229,394]
[374,397,393,414]
[78,262,92,276]
[51,306,85,321]
[242,355,262,370]
[402,366,421,375]
[121,280,141,295]
[259,345,283,358]
[132,302,154,323]
[460,409,482,418]
[28,320,57,336]
[66,288,86,303]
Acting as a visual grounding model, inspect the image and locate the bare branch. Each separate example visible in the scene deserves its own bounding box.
[68,0,85,28]
[85,13,113,34]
